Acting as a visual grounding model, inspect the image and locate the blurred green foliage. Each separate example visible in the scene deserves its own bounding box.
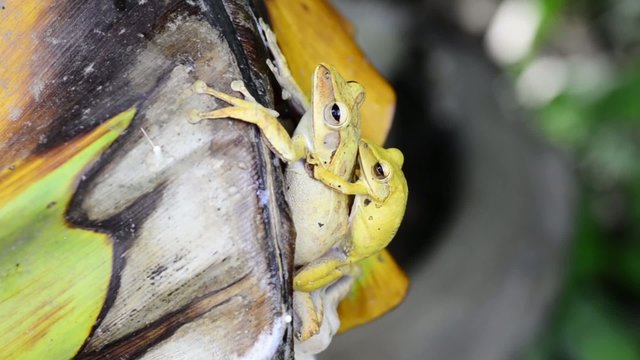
[522,0,640,358]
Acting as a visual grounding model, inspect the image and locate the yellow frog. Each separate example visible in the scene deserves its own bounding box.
[294,139,408,292]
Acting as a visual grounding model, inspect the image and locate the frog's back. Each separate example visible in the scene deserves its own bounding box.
[285,161,350,266]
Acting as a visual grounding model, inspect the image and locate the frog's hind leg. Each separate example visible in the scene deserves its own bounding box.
[294,250,348,292]
[293,291,323,341]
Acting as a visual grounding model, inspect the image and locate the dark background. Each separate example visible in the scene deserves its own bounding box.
[322,0,640,359]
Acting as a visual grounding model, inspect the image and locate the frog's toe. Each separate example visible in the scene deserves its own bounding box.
[188,109,203,124]
[193,80,208,94]
[297,318,321,341]
[230,80,255,102]
[293,291,323,341]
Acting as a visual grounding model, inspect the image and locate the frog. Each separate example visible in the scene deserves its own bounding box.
[294,139,408,292]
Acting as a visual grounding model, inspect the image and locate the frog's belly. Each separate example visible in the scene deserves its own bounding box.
[285,163,349,266]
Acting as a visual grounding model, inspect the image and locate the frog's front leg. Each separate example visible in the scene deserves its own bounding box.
[311,164,370,197]
[190,80,307,163]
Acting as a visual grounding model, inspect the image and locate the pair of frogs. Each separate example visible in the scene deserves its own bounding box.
[190,24,408,344]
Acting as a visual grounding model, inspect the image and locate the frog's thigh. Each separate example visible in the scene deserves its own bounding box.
[294,253,346,292]
[299,269,344,293]
[345,228,387,263]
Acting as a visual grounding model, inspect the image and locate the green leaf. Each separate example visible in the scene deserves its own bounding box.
[0,108,135,360]
[561,293,640,360]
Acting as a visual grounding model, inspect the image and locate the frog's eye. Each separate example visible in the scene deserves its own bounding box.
[373,162,390,180]
[323,102,349,128]
[330,104,341,120]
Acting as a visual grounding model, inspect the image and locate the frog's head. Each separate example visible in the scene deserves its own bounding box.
[357,139,407,204]
[310,64,366,168]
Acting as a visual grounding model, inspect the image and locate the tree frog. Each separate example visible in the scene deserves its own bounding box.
[294,139,408,292]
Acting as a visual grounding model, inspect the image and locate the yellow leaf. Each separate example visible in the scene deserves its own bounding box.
[337,250,409,333]
[0,0,55,167]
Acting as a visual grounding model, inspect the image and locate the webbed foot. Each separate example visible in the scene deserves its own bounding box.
[293,291,322,341]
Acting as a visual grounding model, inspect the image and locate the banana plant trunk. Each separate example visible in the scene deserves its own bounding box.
[0,1,295,359]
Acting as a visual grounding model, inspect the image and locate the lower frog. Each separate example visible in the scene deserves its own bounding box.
[294,139,408,342]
